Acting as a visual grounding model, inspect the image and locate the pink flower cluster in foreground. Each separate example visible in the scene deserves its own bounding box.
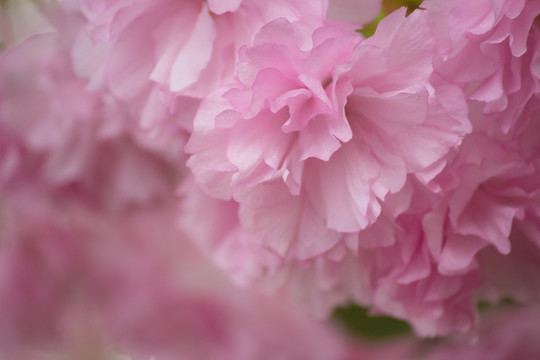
[1,0,540,358]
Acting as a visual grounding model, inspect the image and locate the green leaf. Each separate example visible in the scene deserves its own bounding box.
[333,303,412,340]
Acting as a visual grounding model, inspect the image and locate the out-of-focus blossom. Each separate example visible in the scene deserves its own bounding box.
[405,306,540,360]
[0,5,13,48]
[0,17,183,211]
[0,184,362,360]
[337,306,540,360]
[420,307,540,360]
[326,0,382,26]
[0,0,55,48]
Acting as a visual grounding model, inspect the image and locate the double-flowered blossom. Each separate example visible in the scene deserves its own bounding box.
[361,0,540,333]
[179,176,481,336]
[417,0,540,308]
[425,0,540,132]
[185,8,471,333]
[183,0,540,337]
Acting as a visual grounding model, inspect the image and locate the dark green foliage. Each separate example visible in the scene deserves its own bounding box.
[333,303,412,340]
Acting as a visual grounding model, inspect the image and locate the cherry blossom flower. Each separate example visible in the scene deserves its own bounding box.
[186,9,469,288]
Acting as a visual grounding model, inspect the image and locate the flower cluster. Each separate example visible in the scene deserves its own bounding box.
[1,0,540,357]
